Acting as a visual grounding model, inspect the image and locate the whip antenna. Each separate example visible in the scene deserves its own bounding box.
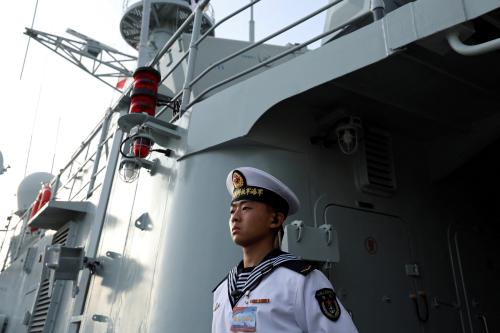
[50,117,61,174]
[20,0,40,79]
[23,85,42,177]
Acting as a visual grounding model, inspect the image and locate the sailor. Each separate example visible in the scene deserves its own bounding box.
[212,166,359,333]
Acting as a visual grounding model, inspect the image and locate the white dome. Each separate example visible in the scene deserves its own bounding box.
[16,172,54,215]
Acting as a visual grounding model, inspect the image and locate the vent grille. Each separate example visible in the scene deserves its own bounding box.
[27,279,50,333]
[357,127,397,196]
[27,224,71,332]
[52,225,70,245]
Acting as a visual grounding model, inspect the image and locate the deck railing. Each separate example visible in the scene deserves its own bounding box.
[147,0,376,121]
[0,110,117,271]
[51,109,116,203]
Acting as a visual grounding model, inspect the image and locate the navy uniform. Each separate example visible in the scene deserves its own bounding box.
[212,167,359,333]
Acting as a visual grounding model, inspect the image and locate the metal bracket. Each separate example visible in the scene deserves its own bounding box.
[431,297,460,309]
[282,222,340,262]
[318,224,333,245]
[44,245,100,297]
[83,257,101,275]
[290,220,304,242]
[22,311,31,326]
[405,263,420,277]
[118,113,182,148]
[92,314,109,323]
[106,251,121,260]
[119,157,159,176]
[135,212,153,231]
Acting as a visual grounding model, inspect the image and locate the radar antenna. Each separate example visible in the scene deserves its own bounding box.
[24,28,137,91]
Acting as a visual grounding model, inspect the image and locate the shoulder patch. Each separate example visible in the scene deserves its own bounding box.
[315,288,341,321]
[279,260,316,276]
[212,276,227,293]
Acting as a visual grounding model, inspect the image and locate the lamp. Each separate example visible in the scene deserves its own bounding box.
[335,115,362,155]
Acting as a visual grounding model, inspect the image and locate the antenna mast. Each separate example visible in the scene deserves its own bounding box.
[249,1,255,43]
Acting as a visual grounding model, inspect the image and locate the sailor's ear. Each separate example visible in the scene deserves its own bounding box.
[270,212,285,229]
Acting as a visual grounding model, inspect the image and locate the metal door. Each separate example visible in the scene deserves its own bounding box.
[324,205,419,333]
[454,228,499,333]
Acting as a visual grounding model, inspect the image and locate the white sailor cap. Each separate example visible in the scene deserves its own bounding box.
[226,167,300,216]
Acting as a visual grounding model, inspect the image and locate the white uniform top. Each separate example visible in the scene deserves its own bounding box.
[212,265,359,333]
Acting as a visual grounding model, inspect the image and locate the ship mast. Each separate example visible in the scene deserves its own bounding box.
[120,0,214,67]
[137,0,153,66]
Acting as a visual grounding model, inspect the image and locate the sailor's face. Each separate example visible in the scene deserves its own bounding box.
[229,200,275,247]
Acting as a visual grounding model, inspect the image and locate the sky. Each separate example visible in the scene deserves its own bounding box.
[0,0,326,234]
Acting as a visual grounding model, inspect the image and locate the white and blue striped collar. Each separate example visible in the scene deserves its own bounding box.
[227,249,299,307]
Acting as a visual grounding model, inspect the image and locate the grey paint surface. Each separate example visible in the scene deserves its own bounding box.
[186,0,500,155]
[1,0,500,332]
[324,206,416,332]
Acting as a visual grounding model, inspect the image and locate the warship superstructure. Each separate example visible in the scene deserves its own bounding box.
[1,0,500,332]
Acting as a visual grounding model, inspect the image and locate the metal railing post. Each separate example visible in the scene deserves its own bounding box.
[370,0,385,20]
[86,108,113,198]
[70,110,126,330]
[188,0,343,91]
[179,1,207,113]
[249,1,255,43]
[51,173,61,200]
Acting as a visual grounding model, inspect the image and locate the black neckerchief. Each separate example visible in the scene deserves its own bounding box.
[227,249,300,307]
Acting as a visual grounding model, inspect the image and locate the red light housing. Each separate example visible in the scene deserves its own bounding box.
[129,67,161,158]
[132,137,153,158]
[129,67,161,117]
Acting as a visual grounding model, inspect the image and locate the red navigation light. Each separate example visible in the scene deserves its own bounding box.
[129,67,161,158]
[132,137,153,158]
[130,95,157,117]
[129,67,161,117]
[132,67,161,94]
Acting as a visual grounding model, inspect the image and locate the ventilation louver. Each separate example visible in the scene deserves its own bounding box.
[52,226,69,246]
[356,127,397,196]
[27,279,50,333]
[27,225,70,332]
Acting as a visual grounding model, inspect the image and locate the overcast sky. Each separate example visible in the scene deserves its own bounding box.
[0,0,326,230]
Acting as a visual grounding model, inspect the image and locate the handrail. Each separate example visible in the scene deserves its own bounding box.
[180,2,207,111]
[188,0,344,90]
[154,51,190,119]
[195,0,262,46]
[143,0,391,122]
[148,11,195,66]
[58,150,98,199]
[49,110,115,202]
[186,15,351,109]
[86,108,113,198]
[159,51,190,86]
[59,117,104,174]
[447,30,500,56]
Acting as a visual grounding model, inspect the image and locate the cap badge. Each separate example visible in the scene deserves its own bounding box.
[232,170,246,189]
